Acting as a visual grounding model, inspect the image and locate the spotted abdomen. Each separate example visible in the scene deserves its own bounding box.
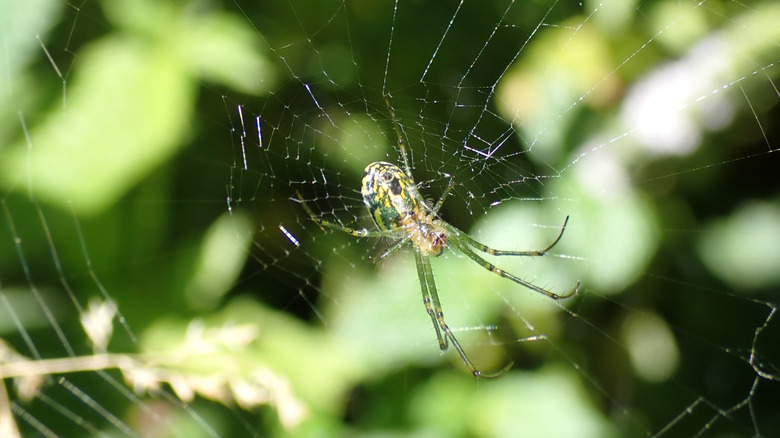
[361,161,422,231]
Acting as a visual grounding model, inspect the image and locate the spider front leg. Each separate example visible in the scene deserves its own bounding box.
[448,235,580,300]
[437,216,579,299]
[428,176,455,216]
[294,191,397,239]
[414,248,513,378]
[457,216,571,257]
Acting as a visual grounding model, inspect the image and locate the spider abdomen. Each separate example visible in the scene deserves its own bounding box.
[361,161,423,231]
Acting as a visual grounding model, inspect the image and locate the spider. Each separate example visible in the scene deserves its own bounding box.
[297,98,579,378]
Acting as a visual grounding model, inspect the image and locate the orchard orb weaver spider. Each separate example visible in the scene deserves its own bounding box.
[297,98,580,378]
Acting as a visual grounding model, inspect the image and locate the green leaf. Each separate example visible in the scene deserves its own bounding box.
[1,36,194,215]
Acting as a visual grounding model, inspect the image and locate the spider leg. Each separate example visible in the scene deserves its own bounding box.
[414,250,445,350]
[415,249,514,378]
[378,236,411,260]
[447,236,580,300]
[311,219,396,239]
[384,94,413,179]
[294,191,397,238]
[429,177,455,216]
[450,216,570,257]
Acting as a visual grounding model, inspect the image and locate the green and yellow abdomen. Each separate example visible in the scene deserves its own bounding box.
[361,162,422,231]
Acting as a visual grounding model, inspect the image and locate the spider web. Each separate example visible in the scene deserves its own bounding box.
[1,0,779,437]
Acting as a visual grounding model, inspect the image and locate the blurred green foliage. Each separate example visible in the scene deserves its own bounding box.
[0,0,779,437]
